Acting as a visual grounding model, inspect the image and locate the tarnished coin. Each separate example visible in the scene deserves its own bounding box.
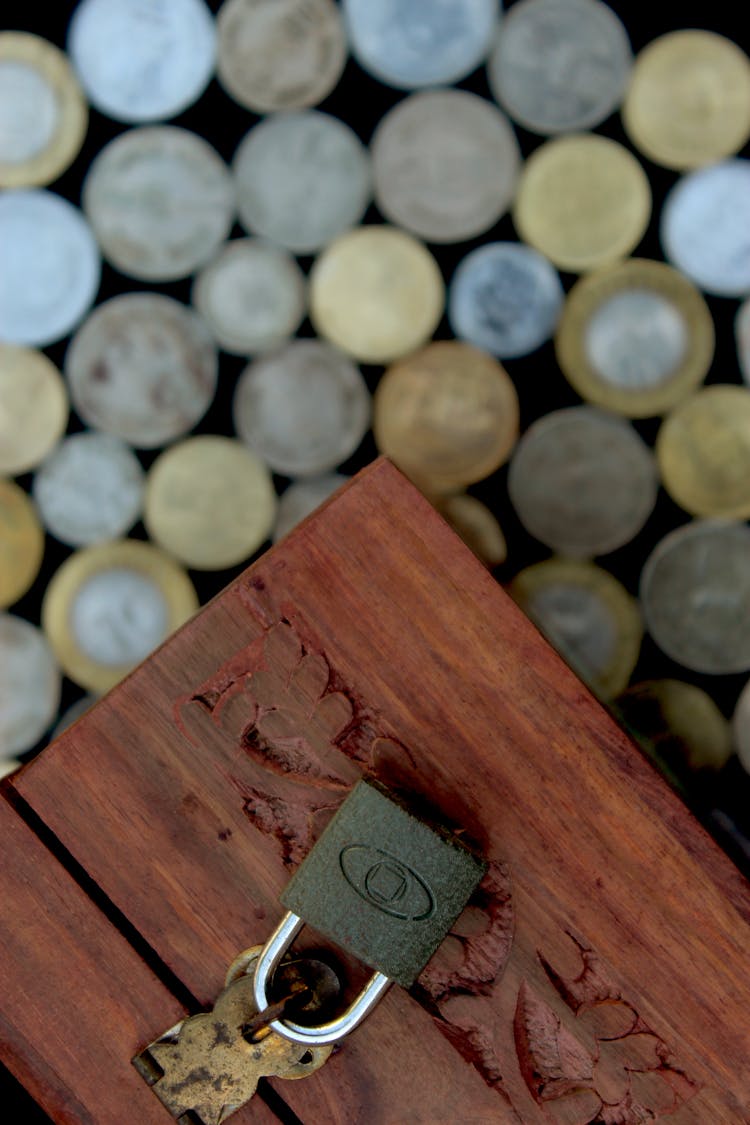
[65,293,218,449]
[233,111,370,254]
[309,226,444,364]
[233,341,370,477]
[487,0,632,135]
[371,89,520,244]
[737,300,750,384]
[640,521,750,675]
[555,259,714,417]
[0,480,45,609]
[217,0,346,113]
[373,341,520,494]
[144,436,276,570]
[448,242,563,359]
[513,134,651,273]
[42,539,198,693]
[617,679,732,773]
[0,32,87,188]
[435,493,507,568]
[273,473,349,542]
[733,679,750,776]
[0,614,61,757]
[0,345,68,475]
[509,558,642,700]
[82,126,234,282]
[52,693,97,739]
[68,0,215,124]
[192,239,306,356]
[622,30,750,171]
[0,189,100,347]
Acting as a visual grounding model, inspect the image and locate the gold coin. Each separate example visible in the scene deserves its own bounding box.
[0,480,45,608]
[512,134,651,273]
[0,32,88,188]
[555,259,714,418]
[622,30,750,171]
[42,539,198,694]
[616,679,732,774]
[144,435,277,570]
[435,493,507,568]
[309,225,444,363]
[0,344,69,474]
[656,385,750,519]
[373,341,519,494]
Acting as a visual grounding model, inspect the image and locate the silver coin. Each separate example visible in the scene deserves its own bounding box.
[52,693,97,739]
[507,406,658,557]
[661,160,750,298]
[584,290,689,391]
[371,89,520,244]
[68,0,216,124]
[33,432,145,547]
[65,293,218,449]
[192,239,307,356]
[71,568,169,667]
[733,679,750,774]
[83,126,235,281]
[448,241,563,358]
[0,189,100,347]
[343,0,499,90]
[233,340,371,476]
[273,473,349,542]
[0,613,61,758]
[487,0,632,135]
[736,299,750,385]
[640,521,750,675]
[233,111,371,254]
[522,580,620,688]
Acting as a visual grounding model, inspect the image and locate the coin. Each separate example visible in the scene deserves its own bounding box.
[68,0,215,124]
[0,189,101,347]
[617,680,732,773]
[435,493,507,568]
[737,300,750,384]
[508,407,657,558]
[273,473,349,543]
[373,341,520,494]
[487,0,632,135]
[555,259,714,417]
[0,481,45,609]
[640,521,750,675]
[448,242,564,359]
[370,89,520,244]
[42,539,198,693]
[82,126,235,282]
[0,32,87,188]
[192,239,306,356]
[52,693,97,739]
[512,134,651,273]
[0,345,68,475]
[309,226,444,364]
[217,0,346,113]
[509,558,642,700]
[0,759,20,780]
[65,293,218,449]
[0,614,61,757]
[233,111,371,255]
[33,432,145,547]
[733,679,750,776]
[144,436,277,570]
[622,30,750,171]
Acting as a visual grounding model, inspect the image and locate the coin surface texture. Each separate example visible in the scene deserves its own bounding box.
[273,473,349,542]
[733,679,750,776]
[436,493,507,568]
[737,300,750,385]
[0,614,61,757]
[617,679,732,773]
[0,480,45,609]
[65,293,218,448]
[0,345,68,475]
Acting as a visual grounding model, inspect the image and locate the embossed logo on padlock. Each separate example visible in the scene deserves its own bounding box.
[339,844,435,920]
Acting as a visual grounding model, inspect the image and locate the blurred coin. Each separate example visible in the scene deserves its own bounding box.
[617,679,732,773]
[0,481,45,609]
[513,134,651,273]
[737,299,750,384]
[65,293,218,449]
[68,0,215,124]
[640,521,750,675]
[487,0,631,135]
[509,558,642,700]
[508,407,657,558]
[192,239,306,356]
[233,111,370,255]
[217,0,346,113]
[733,679,750,775]
[83,126,234,282]
[309,226,443,364]
[144,436,276,570]
[52,693,97,739]
[0,189,100,347]
[0,32,87,188]
[448,242,563,359]
[555,259,714,417]
[33,432,145,547]
[373,341,519,494]
[42,539,198,693]
[371,89,520,244]
[661,160,750,298]
[0,759,21,780]
[622,31,750,171]
[0,614,61,757]
[0,345,68,475]
[435,493,507,568]
[273,473,349,543]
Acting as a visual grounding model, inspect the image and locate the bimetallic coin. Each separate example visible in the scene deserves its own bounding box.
[0,614,61,757]
[737,300,750,385]
[52,693,97,739]
[513,134,651,273]
[617,680,732,774]
[0,481,45,609]
[0,345,68,475]
[371,89,520,244]
[733,680,750,776]
[83,126,234,282]
[436,494,507,568]
[507,407,658,558]
[273,474,349,543]
[555,259,714,417]
[65,293,218,449]
[309,226,444,364]
[487,0,632,135]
